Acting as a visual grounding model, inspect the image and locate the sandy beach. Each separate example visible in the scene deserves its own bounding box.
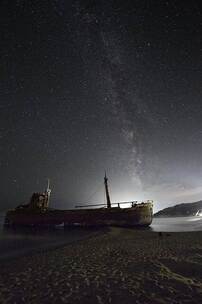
[0,227,202,304]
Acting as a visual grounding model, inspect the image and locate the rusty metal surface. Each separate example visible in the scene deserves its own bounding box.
[5,203,153,227]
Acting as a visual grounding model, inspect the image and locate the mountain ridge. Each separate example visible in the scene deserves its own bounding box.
[154,200,202,217]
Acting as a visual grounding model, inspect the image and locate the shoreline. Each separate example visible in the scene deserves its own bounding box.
[1,228,202,303]
[0,227,107,263]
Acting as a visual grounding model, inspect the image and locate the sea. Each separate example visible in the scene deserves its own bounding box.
[0,212,202,261]
[151,216,202,232]
[0,212,102,261]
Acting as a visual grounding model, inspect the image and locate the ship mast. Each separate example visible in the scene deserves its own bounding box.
[104,172,111,208]
[46,178,51,207]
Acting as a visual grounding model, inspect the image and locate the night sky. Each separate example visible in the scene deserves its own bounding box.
[0,1,201,212]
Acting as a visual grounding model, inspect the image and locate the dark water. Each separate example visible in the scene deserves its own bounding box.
[151,216,202,232]
[0,213,102,261]
[1,213,202,261]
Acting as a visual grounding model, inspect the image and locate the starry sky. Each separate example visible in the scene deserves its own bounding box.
[0,0,202,212]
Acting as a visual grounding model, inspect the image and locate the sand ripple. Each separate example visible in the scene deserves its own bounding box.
[0,228,202,303]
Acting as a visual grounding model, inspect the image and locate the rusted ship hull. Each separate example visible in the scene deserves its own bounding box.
[5,203,153,227]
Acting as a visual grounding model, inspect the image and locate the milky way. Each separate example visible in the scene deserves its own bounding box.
[0,1,202,211]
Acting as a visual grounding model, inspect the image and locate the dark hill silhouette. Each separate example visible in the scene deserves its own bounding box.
[154,201,202,217]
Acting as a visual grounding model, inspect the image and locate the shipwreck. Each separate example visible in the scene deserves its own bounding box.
[5,175,153,227]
